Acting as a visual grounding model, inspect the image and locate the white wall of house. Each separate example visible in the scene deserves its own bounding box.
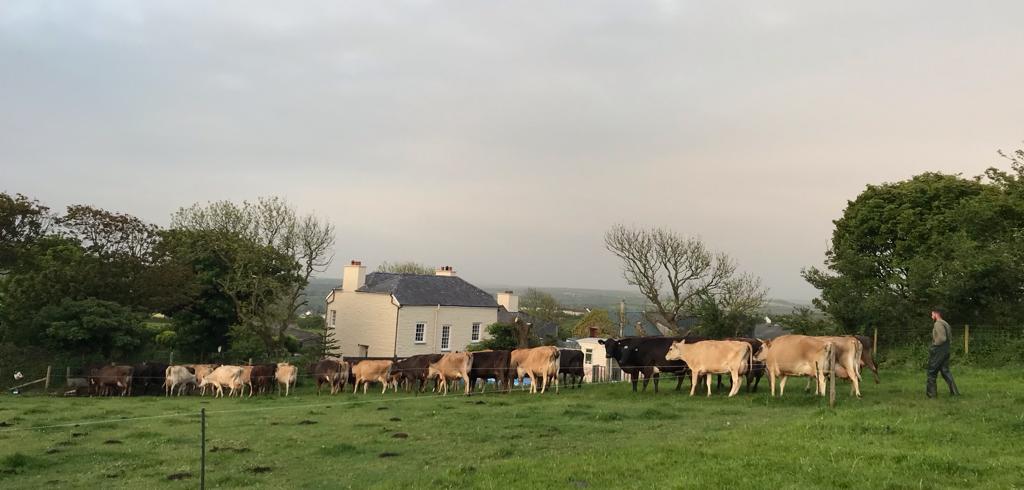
[326,289,398,357]
[396,306,497,357]
[575,338,610,382]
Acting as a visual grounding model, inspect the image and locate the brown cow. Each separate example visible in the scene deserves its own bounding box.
[249,364,277,395]
[352,360,393,394]
[89,365,133,396]
[428,352,474,396]
[754,335,834,397]
[666,340,752,397]
[854,334,880,384]
[239,365,254,397]
[510,346,560,394]
[312,359,349,395]
[392,354,444,392]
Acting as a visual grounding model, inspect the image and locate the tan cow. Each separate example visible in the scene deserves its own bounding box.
[200,365,244,398]
[352,360,394,394]
[276,363,298,396]
[816,336,863,397]
[753,335,834,397]
[164,365,197,396]
[510,346,560,394]
[428,352,474,396]
[187,364,218,396]
[239,365,254,397]
[666,340,753,397]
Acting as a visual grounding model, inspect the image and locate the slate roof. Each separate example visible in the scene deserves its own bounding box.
[357,272,499,308]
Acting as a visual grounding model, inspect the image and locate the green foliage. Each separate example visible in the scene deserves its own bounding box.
[771,306,840,336]
[692,294,759,338]
[804,162,1024,344]
[473,323,520,350]
[520,289,561,324]
[34,298,147,358]
[0,192,51,273]
[377,261,434,275]
[296,314,325,331]
[571,310,617,337]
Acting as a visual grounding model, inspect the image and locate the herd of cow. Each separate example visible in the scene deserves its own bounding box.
[600,334,880,397]
[72,334,878,400]
[73,346,583,398]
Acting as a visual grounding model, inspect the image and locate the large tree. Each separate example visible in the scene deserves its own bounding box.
[171,197,335,354]
[804,157,1024,341]
[0,193,51,274]
[604,225,767,334]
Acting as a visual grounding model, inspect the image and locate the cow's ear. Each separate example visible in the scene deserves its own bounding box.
[598,340,605,345]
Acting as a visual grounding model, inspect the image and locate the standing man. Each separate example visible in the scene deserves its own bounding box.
[926,308,960,398]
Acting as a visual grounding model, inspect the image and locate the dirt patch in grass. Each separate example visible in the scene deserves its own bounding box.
[378,452,399,458]
[249,466,272,474]
[392,432,409,439]
[102,439,123,445]
[389,417,402,421]
[167,472,192,481]
[298,420,317,425]
[210,446,250,453]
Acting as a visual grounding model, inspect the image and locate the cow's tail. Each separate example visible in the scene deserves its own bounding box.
[745,342,753,377]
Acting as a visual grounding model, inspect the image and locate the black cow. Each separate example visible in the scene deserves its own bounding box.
[599,336,709,393]
[132,362,168,396]
[467,350,512,392]
[392,354,444,392]
[558,349,584,388]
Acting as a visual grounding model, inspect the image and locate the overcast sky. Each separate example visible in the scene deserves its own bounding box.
[2,1,1023,301]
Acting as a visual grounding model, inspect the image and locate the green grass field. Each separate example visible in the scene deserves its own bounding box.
[0,367,1021,489]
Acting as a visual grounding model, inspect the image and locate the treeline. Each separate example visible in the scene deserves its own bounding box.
[0,193,334,364]
[804,149,1024,343]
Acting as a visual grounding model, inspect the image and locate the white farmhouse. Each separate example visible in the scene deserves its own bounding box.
[325,261,518,357]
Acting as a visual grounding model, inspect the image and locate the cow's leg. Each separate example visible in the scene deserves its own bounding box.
[674,372,685,391]
[706,372,713,397]
[463,373,471,396]
[690,371,699,396]
[631,373,639,392]
[779,375,787,397]
[729,370,740,397]
[849,360,862,397]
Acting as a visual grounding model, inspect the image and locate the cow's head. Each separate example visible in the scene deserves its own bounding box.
[665,340,686,361]
[599,338,621,359]
[752,339,771,362]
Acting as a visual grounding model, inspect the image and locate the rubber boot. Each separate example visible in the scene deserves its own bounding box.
[946,378,961,396]
[926,378,937,398]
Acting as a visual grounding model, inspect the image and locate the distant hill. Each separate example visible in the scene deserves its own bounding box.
[302,278,810,316]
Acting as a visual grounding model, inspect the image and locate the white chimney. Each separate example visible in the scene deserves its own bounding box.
[497,291,519,312]
[435,265,457,277]
[343,260,367,291]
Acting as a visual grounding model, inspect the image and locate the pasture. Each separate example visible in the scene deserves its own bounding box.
[0,367,1021,489]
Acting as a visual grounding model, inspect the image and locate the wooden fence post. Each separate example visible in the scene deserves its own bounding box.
[44,366,52,391]
[828,359,836,409]
[964,325,969,356]
[872,328,878,356]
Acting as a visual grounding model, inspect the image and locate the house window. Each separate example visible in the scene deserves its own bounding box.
[330,310,336,327]
[414,323,426,344]
[471,323,481,342]
[441,325,451,351]
[584,348,593,364]
[358,344,368,357]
